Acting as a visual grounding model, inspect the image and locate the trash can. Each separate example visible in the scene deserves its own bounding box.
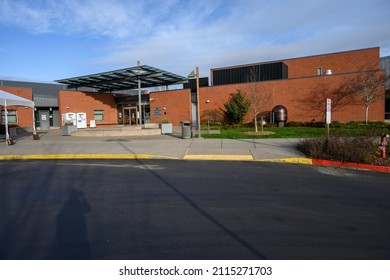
[181,120,192,139]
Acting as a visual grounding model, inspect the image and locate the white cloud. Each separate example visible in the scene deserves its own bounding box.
[0,0,223,39]
[0,0,52,33]
[91,0,390,77]
[1,0,389,80]
[0,0,147,38]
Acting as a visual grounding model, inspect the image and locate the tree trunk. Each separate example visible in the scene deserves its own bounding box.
[261,116,264,132]
[365,105,369,124]
[254,116,258,132]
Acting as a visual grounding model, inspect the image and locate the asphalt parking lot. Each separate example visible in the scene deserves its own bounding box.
[1,159,389,260]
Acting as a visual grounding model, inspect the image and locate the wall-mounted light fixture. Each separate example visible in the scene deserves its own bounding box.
[206,100,210,103]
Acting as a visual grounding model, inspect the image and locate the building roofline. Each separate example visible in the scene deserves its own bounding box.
[0,77,64,85]
[210,46,380,72]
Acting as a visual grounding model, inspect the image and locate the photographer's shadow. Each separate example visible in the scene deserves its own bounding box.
[48,189,91,259]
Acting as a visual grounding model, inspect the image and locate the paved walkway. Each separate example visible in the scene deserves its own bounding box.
[2,129,390,173]
[0,129,307,163]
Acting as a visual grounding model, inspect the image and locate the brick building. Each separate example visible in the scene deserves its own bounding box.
[1,47,386,131]
[0,80,64,130]
[150,47,385,126]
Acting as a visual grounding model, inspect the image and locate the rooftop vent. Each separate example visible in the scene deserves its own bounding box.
[324,69,332,75]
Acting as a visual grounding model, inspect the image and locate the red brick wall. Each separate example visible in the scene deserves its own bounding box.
[285,47,380,78]
[57,48,384,127]
[198,73,384,123]
[149,89,191,125]
[58,90,117,127]
[193,48,384,123]
[0,87,34,127]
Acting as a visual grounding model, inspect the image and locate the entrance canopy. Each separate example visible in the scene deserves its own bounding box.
[56,65,188,92]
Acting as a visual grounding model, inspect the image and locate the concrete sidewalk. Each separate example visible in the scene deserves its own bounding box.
[0,129,307,162]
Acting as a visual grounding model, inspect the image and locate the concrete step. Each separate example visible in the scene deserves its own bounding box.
[72,127,161,137]
[120,126,143,131]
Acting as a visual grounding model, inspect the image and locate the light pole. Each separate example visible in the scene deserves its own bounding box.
[137,61,142,126]
[188,67,201,138]
[196,67,201,138]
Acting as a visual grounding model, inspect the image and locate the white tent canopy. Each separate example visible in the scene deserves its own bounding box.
[0,89,37,145]
[0,89,35,108]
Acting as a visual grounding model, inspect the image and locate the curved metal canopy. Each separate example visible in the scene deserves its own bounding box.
[56,65,187,92]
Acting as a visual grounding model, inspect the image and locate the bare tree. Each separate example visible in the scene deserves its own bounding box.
[201,109,225,125]
[299,82,356,121]
[244,68,273,132]
[343,66,387,123]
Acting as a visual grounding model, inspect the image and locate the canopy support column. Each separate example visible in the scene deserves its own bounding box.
[4,100,9,146]
[137,61,142,126]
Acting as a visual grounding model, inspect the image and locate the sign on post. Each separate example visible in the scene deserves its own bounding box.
[325,98,331,140]
[326,98,331,124]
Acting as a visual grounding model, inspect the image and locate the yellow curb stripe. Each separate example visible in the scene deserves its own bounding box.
[183,154,253,161]
[255,158,313,164]
[0,154,311,164]
[0,154,179,160]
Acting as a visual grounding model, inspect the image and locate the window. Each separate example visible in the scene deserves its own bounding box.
[317,67,323,76]
[1,110,18,124]
[94,110,104,121]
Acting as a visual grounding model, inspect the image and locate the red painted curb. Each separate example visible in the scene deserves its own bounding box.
[312,159,390,173]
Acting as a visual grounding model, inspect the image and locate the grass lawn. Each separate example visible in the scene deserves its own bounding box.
[200,126,385,139]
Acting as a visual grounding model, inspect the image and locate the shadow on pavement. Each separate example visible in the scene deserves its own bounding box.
[132,158,269,260]
[48,189,91,259]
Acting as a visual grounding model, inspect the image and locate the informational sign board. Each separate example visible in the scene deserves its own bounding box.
[326,98,331,124]
[154,107,162,118]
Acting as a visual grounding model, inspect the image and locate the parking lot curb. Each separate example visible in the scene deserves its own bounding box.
[254,157,390,173]
[312,159,390,173]
[183,154,254,161]
[1,154,388,173]
[255,158,313,164]
[0,154,180,160]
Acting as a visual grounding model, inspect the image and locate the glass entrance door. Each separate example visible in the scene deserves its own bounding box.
[124,107,138,125]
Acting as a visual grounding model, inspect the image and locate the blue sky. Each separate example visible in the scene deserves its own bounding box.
[0,0,389,82]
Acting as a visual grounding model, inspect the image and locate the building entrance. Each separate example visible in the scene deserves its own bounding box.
[124,107,138,125]
[39,111,50,130]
